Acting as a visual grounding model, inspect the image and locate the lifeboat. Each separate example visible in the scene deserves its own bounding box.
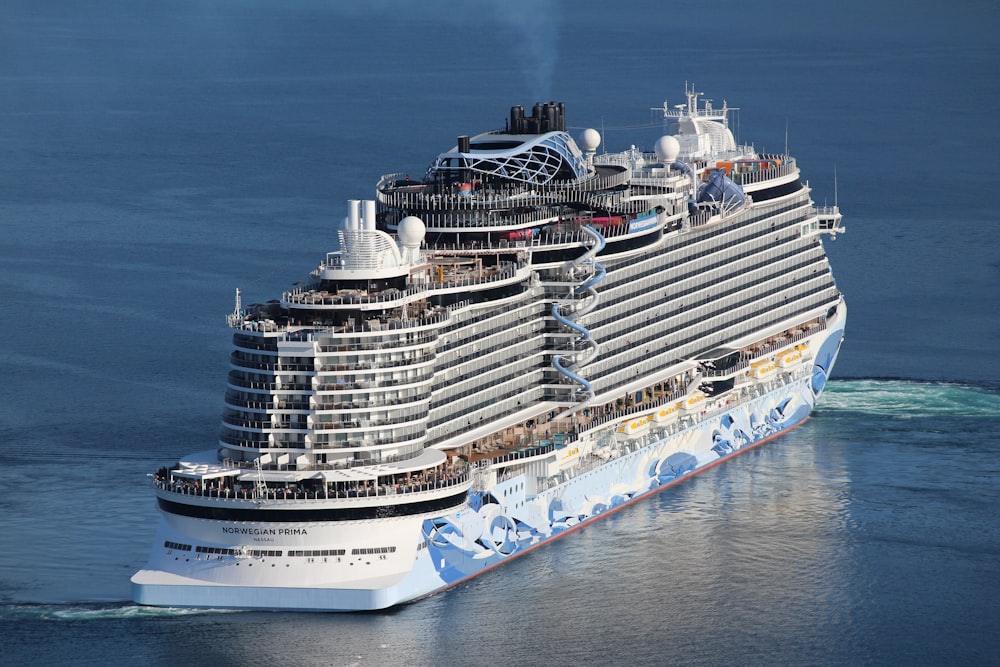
[617,415,652,437]
[776,348,803,368]
[747,360,777,380]
[653,403,681,423]
[680,391,706,412]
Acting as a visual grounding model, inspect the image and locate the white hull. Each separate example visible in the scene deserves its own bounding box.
[133,316,845,611]
[132,91,847,612]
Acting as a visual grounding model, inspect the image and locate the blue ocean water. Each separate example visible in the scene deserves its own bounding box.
[2,1,998,665]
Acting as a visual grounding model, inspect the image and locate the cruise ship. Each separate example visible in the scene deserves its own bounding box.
[132,89,846,611]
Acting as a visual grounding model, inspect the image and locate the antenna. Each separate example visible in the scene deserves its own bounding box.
[784,118,788,157]
[234,287,242,316]
[834,163,839,207]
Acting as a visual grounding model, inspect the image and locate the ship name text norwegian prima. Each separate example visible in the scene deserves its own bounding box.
[132,89,846,611]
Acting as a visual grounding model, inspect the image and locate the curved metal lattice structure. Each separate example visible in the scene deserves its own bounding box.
[432,132,589,186]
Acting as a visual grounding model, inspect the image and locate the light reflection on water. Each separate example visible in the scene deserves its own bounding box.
[2,387,998,665]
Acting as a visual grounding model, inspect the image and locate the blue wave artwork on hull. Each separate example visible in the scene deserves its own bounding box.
[657,452,697,483]
[811,328,845,396]
[421,393,807,586]
[769,398,792,425]
[711,414,746,456]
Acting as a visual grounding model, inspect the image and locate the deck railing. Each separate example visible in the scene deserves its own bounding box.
[154,469,470,502]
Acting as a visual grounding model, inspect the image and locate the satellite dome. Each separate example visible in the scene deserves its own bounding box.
[654,135,681,163]
[579,128,601,152]
[397,216,426,247]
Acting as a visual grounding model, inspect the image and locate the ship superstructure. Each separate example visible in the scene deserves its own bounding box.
[133,89,845,611]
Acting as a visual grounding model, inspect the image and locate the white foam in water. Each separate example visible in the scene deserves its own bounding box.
[2,603,241,622]
[819,379,1000,418]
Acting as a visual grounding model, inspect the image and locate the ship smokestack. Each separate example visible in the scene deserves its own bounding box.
[348,199,360,231]
[510,105,524,134]
[363,200,376,231]
[531,103,543,133]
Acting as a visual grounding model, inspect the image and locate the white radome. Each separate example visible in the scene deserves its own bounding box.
[397,215,426,247]
[579,128,601,152]
[654,135,681,163]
